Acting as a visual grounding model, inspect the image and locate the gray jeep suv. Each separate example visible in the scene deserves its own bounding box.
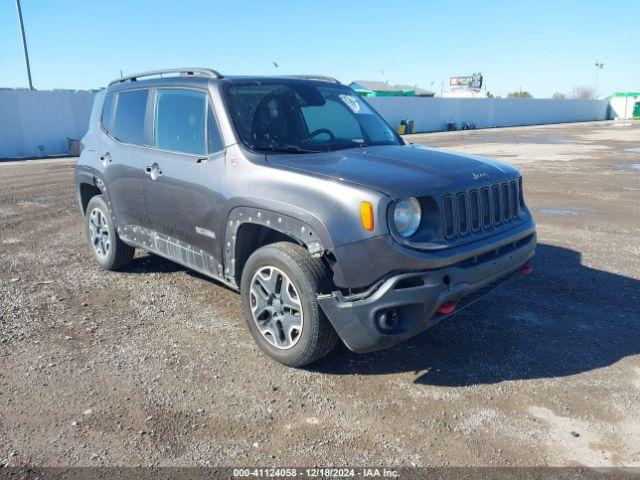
[75,68,536,367]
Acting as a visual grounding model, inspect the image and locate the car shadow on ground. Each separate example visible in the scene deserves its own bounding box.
[122,253,186,274]
[312,243,640,386]
[122,252,238,291]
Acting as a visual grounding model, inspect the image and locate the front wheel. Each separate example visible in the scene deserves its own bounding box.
[240,242,338,367]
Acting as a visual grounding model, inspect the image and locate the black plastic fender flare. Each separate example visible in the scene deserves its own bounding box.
[75,167,111,214]
[223,206,327,283]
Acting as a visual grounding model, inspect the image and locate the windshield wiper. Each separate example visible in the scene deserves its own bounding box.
[253,144,320,154]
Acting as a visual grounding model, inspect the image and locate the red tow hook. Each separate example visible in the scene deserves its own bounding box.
[436,301,456,315]
[519,264,534,276]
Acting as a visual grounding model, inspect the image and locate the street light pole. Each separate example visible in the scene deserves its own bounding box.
[15,0,34,90]
[594,62,604,98]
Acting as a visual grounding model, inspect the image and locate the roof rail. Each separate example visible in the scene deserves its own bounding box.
[290,75,341,85]
[109,68,222,86]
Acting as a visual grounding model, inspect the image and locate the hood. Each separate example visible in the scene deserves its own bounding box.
[265,144,521,198]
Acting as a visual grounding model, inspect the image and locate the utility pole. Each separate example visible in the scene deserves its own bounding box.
[15,0,34,90]
[594,62,604,98]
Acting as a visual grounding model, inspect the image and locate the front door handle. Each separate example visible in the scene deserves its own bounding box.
[145,163,163,180]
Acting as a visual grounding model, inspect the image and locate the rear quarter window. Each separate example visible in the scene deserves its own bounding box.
[112,89,149,146]
[101,93,116,133]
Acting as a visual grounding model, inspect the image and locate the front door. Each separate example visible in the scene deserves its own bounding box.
[143,88,227,259]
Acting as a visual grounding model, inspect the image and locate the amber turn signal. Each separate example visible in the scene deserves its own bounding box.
[360,201,374,231]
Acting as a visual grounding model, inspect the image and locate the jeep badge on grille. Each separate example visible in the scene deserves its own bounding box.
[472,172,490,181]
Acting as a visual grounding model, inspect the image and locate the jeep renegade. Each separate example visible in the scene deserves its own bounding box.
[75,68,536,367]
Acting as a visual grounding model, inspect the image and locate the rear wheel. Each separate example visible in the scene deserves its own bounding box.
[240,242,338,367]
[85,195,134,270]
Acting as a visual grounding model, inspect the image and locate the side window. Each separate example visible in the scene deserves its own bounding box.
[155,89,206,155]
[113,89,148,145]
[207,105,224,153]
[101,93,116,133]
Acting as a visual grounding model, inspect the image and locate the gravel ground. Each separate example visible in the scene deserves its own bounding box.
[1,121,639,468]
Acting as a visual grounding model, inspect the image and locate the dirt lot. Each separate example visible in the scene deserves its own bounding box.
[1,121,639,468]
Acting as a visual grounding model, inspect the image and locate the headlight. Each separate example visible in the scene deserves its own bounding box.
[393,198,421,238]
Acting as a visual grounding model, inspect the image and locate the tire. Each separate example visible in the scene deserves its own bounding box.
[240,242,339,367]
[85,195,134,271]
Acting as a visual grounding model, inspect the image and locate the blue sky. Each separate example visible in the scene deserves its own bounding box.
[1,0,637,97]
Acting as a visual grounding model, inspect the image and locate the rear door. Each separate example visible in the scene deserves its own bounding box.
[100,88,151,227]
[143,87,226,257]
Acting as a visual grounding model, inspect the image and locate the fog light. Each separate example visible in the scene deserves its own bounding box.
[376,308,399,331]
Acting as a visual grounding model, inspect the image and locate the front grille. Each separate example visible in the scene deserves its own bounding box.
[441,180,521,240]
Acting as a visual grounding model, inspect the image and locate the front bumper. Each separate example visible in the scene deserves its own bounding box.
[318,231,536,353]
[331,216,536,289]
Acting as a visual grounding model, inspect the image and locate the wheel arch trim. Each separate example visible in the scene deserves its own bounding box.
[75,168,110,215]
[224,206,329,283]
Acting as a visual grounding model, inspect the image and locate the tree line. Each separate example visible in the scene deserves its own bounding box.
[499,86,597,99]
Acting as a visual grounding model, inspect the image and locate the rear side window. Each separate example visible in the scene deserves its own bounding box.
[155,89,207,155]
[113,89,149,146]
[101,94,116,132]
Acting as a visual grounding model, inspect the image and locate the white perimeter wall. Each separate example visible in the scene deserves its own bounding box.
[0,90,613,158]
[0,90,95,158]
[367,97,611,133]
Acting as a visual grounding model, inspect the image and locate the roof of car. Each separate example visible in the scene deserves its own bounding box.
[108,75,212,93]
[107,69,343,93]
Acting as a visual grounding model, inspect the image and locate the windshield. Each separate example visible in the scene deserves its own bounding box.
[224,80,401,153]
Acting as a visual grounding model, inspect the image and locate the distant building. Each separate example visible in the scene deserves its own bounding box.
[349,81,435,97]
[395,85,436,97]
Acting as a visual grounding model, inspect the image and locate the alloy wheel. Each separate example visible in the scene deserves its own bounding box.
[249,266,304,349]
[88,207,110,258]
